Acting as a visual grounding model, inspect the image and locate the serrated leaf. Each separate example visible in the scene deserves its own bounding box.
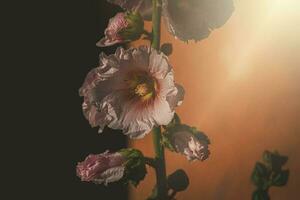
[263,150,288,172]
[251,162,269,188]
[272,170,289,186]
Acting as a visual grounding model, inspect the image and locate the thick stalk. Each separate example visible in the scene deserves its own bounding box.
[152,127,167,199]
[151,0,162,50]
[151,1,167,199]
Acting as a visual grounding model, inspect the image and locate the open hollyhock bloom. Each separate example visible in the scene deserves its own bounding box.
[96,11,144,47]
[79,46,184,139]
[76,151,125,185]
[165,124,210,161]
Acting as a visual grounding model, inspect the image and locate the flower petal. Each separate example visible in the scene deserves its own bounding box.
[166,83,185,109]
[79,46,185,139]
[162,0,234,41]
[94,166,125,185]
[96,37,125,47]
[149,49,171,79]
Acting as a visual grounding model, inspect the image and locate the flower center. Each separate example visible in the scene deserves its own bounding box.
[126,72,157,101]
[135,83,150,97]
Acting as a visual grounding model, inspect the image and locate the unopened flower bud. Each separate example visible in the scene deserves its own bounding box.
[165,124,210,161]
[76,151,125,185]
[76,148,147,186]
[97,11,144,47]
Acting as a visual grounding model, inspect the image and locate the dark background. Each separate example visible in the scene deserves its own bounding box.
[4,1,128,199]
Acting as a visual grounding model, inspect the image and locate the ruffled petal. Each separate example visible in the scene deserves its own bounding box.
[94,166,125,185]
[162,0,234,42]
[79,46,185,139]
[96,37,125,47]
[120,99,154,139]
[166,83,185,110]
[149,49,171,79]
[151,96,174,126]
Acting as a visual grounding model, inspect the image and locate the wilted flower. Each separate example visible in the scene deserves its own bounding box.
[76,149,147,186]
[107,0,234,42]
[96,11,144,47]
[76,151,125,185]
[79,46,184,139]
[165,124,210,161]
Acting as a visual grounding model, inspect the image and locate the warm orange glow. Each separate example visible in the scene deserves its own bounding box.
[130,0,300,199]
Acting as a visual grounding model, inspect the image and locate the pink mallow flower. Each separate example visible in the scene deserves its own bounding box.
[96,11,144,47]
[76,151,125,185]
[79,46,184,139]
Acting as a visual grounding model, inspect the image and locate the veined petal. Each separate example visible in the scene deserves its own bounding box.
[149,49,172,79]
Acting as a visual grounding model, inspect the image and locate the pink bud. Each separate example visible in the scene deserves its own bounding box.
[76,151,125,184]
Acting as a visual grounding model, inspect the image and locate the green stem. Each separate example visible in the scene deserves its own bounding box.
[151,1,167,199]
[151,0,162,50]
[152,126,167,199]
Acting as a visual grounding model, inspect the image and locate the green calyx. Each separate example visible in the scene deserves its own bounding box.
[119,11,144,41]
[119,148,147,187]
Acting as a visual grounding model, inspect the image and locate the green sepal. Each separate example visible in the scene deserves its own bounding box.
[119,148,147,187]
[161,134,176,152]
[271,170,289,187]
[252,189,270,200]
[119,11,144,41]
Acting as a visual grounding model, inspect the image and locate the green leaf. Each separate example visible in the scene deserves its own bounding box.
[251,162,269,189]
[272,170,289,186]
[167,169,189,192]
[252,190,270,200]
[263,150,288,172]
